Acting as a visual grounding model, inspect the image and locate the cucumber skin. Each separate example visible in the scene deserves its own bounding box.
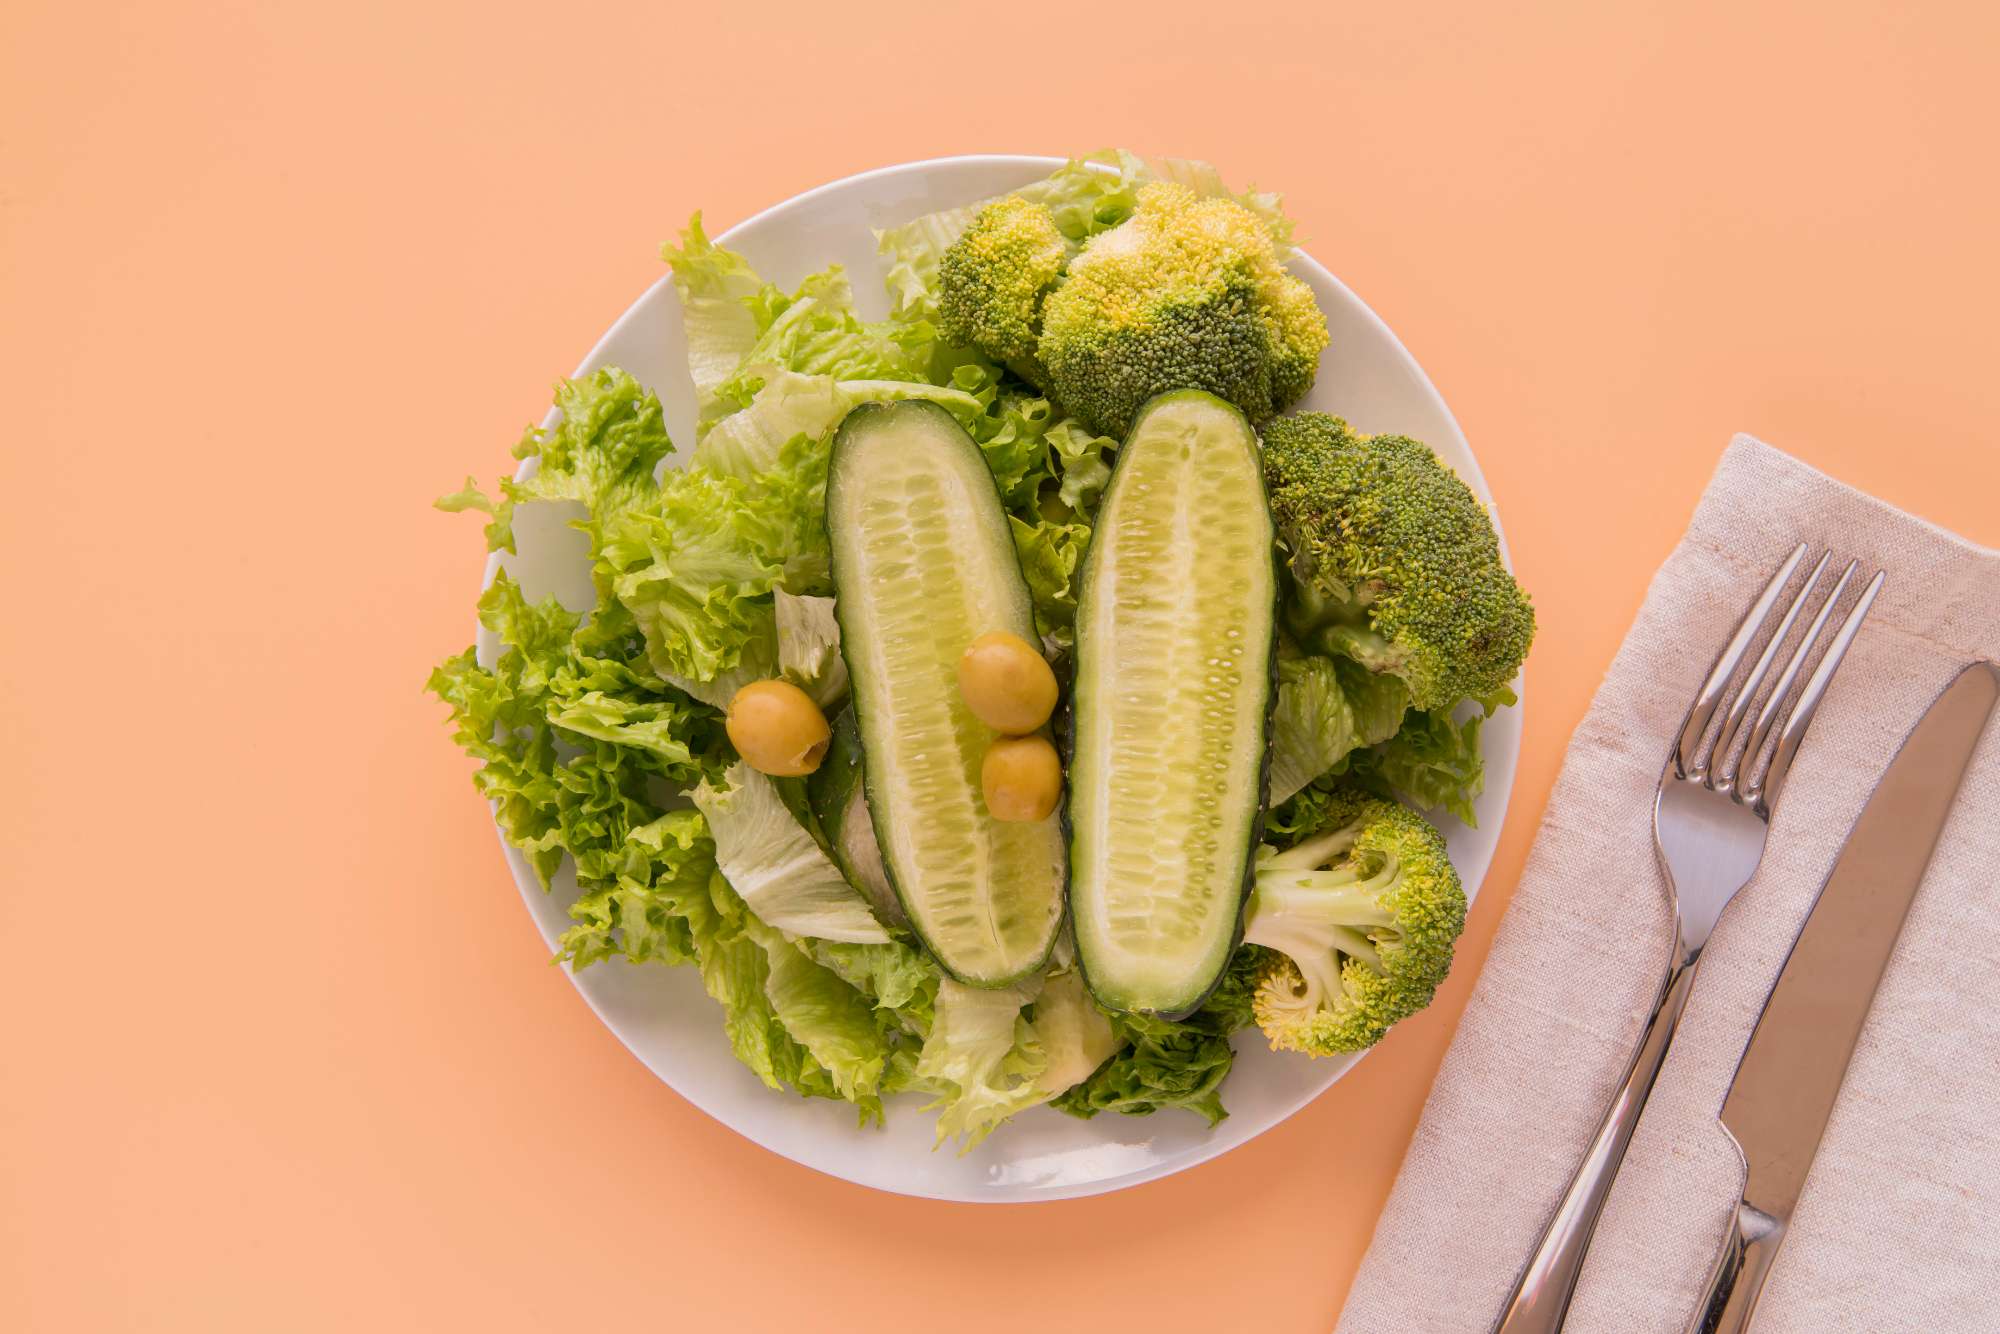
[1065,390,1281,1021]
[826,400,1063,988]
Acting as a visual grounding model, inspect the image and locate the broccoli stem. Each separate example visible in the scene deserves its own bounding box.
[1264,821,1363,870]
[1250,880,1398,931]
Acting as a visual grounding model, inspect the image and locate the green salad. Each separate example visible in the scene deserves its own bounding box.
[431,151,1534,1148]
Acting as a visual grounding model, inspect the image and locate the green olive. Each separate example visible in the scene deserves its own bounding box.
[956,630,1058,734]
[981,734,1063,823]
[726,679,831,777]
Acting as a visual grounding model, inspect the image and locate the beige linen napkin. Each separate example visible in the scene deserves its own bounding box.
[1336,437,2000,1334]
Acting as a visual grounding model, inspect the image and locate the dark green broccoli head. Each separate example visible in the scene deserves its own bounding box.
[1242,787,1466,1055]
[936,195,1071,373]
[1035,183,1329,437]
[1262,413,1535,712]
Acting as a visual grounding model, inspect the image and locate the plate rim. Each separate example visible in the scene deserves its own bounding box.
[472,152,1524,1202]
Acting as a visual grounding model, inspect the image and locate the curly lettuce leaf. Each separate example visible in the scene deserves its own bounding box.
[1268,652,1411,805]
[1051,1022,1234,1127]
[428,573,722,892]
[599,430,829,705]
[1009,517,1090,652]
[437,368,675,557]
[1029,967,1118,1098]
[662,213,774,420]
[664,218,933,441]
[935,360,1059,508]
[557,808,713,969]
[430,578,900,1116]
[1046,418,1116,513]
[692,761,890,944]
[775,590,846,709]
[1355,704,1489,827]
[680,870,892,1119]
[554,811,906,1120]
[704,267,931,426]
[806,938,939,1022]
[438,367,832,713]
[693,367,981,480]
[751,918,898,1106]
[913,978,1049,1150]
[1050,948,1268,1126]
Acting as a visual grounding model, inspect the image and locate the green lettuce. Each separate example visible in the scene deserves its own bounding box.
[751,916,899,1105]
[427,573,722,892]
[430,566,911,1116]
[556,809,913,1121]
[664,216,932,438]
[1009,517,1091,651]
[681,866,903,1122]
[691,761,890,944]
[1267,652,1411,805]
[558,809,714,969]
[806,938,939,1021]
[438,367,675,559]
[913,978,1049,1150]
[936,360,1059,509]
[705,268,931,425]
[774,590,846,709]
[1029,967,1119,1097]
[1050,948,1268,1126]
[693,368,981,480]
[660,213,769,421]
[598,429,829,706]
[1355,703,1490,827]
[1046,418,1116,513]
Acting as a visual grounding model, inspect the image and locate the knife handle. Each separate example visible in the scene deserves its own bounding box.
[1691,1201,1786,1334]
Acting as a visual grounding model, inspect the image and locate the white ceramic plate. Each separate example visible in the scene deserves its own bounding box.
[475,155,1522,1202]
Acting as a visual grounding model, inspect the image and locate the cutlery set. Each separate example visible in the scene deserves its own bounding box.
[1491,545,1999,1334]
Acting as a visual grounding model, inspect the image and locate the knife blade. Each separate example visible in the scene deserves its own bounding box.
[1692,660,2000,1334]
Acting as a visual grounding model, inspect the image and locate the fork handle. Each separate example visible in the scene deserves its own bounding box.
[1491,944,1702,1334]
[1689,1200,1786,1334]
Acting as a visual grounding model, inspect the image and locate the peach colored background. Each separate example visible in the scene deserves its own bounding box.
[5,1,1998,1330]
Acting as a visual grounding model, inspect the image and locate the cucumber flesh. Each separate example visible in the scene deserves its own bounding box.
[827,402,1065,986]
[1068,391,1277,1016]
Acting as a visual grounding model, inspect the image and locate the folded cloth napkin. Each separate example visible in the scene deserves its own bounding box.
[1336,437,2000,1334]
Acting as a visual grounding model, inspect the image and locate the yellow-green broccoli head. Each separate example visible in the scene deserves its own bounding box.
[1036,183,1330,437]
[1262,413,1536,713]
[1243,788,1466,1056]
[936,195,1071,371]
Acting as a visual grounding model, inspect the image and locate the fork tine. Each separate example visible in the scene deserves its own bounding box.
[1745,568,1885,814]
[1710,550,1832,774]
[1676,543,1808,778]
[1737,560,1858,778]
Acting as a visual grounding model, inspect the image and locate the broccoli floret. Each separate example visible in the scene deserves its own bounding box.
[1036,183,1329,436]
[937,195,1072,381]
[936,180,1330,438]
[1242,788,1466,1055]
[1262,413,1535,713]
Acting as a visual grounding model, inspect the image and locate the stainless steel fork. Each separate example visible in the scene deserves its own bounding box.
[1492,544,1884,1334]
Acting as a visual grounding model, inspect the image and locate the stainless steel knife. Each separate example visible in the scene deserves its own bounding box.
[1690,661,2000,1334]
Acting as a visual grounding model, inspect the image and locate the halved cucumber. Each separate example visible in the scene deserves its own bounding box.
[827,401,1065,986]
[1068,391,1278,1016]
